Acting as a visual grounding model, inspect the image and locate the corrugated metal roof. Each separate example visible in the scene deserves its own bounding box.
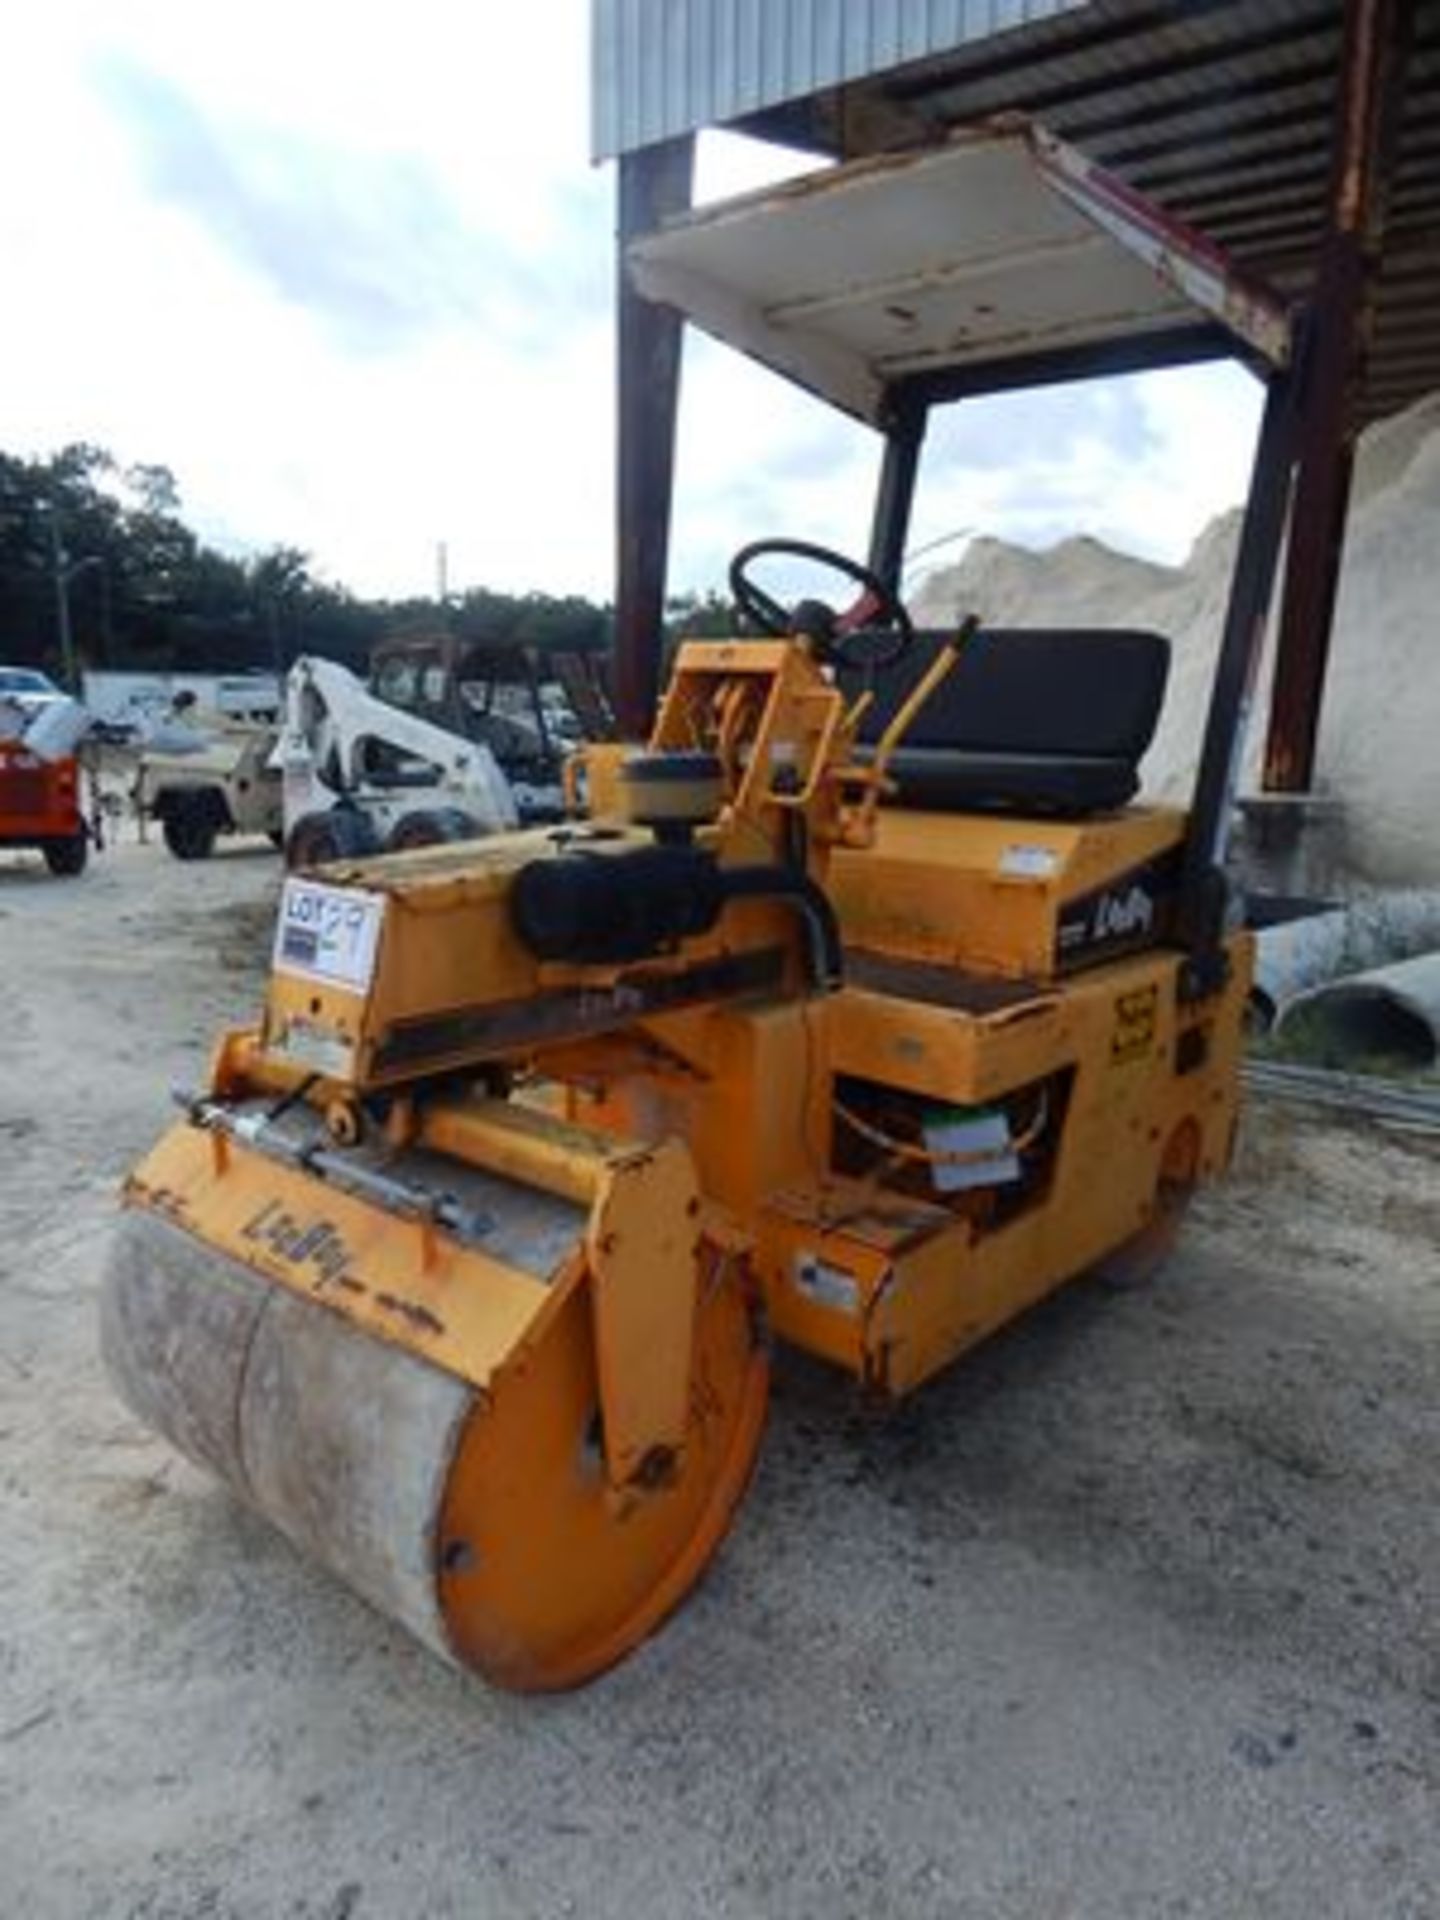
[838,0,1440,423]
[598,0,1440,426]
[590,0,1086,159]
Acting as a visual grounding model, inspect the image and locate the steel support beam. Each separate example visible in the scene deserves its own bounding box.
[898,322,1235,412]
[867,402,928,594]
[1263,0,1415,792]
[1179,362,1303,998]
[614,136,694,739]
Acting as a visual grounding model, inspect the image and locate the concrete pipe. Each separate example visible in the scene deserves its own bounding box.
[1250,910,1350,1030]
[1273,951,1440,1071]
[1251,891,1440,1031]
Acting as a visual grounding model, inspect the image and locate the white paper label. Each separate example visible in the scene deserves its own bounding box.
[999,843,1058,878]
[271,1019,357,1077]
[793,1254,859,1315]
[923,1108,1020,1195]
[273,880,383,993]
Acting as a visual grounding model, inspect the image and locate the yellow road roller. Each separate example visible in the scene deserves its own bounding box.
[103,590,1254,1688]
[102,121,1308,1688]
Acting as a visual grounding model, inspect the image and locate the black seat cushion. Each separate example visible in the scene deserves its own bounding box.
[839,628,1170,817]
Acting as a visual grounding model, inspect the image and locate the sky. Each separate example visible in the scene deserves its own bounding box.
[0,0,1265,605]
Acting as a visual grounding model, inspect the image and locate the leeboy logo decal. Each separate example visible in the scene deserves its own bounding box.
[1056,850,1181,967]
[1092,884,1154,942]
[242,1199,355,1291]
[1057,881,1156,952]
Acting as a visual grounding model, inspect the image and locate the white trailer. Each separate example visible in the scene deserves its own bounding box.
[82,671,281,736]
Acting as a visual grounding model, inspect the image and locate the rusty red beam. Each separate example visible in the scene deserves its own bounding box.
[1263,0,1416,794]
[613,136,694,740]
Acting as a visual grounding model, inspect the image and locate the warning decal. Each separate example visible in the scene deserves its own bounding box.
[1111,985,1158,1064]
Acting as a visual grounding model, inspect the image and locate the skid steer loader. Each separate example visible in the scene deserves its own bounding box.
[275,654,523,866]
[100,120,1310,1688]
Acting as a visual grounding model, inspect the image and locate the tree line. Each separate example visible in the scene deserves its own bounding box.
[0,443,624,684]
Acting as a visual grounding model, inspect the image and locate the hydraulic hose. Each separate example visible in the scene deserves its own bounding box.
[511,846,843,991]
[718,865,843,993]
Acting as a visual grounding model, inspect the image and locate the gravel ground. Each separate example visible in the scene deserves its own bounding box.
[1,834,1437,1920]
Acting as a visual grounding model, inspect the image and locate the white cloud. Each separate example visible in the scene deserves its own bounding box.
[0,2,1266,608]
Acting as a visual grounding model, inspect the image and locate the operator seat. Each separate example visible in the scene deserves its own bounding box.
[839,628,1170,817]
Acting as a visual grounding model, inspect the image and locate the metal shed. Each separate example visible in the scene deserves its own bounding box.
[597,0,1436,807]
[591,1,1087,160]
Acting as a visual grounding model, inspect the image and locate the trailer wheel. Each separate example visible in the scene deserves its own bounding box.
[286,807,380,870]
[42,833,88,877]
[161,798,218,861]
[386,808,480,852]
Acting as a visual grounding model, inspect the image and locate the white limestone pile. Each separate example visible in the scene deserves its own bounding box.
[913,391,1440,885]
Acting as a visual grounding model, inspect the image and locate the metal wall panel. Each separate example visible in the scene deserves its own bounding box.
[591,0,1087,157]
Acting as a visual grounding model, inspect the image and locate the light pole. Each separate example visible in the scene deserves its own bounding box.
[41,509,105,693]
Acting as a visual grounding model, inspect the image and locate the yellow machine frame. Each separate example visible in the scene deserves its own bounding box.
[106,626,1250,1688]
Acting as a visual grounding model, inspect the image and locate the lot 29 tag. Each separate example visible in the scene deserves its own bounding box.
[273,879,384,992]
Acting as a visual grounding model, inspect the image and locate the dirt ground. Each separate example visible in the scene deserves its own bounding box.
[1,833,1437,1920]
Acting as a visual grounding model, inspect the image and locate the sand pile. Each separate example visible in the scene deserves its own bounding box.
[913,391,1440,886]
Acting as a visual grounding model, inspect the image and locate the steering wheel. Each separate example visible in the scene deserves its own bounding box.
[728,538,915,671]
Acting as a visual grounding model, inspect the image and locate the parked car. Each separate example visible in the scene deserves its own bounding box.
[0,665,63,713]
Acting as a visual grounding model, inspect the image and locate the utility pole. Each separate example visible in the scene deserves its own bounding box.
[45,514,79,693]
[265,595,282,679]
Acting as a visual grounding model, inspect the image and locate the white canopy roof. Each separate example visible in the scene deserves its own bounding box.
[629,119,1291,428]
